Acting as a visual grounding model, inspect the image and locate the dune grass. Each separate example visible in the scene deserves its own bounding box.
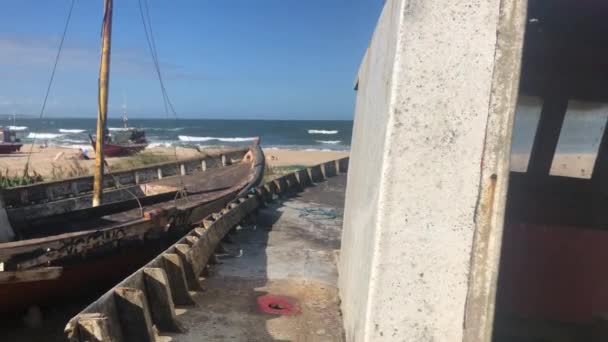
[111,152,172,171]
[263,164,306,182]
[0,169,44,188]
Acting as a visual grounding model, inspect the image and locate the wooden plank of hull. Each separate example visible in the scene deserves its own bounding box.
[0,266,62,283]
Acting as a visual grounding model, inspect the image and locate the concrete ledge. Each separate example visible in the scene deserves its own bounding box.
[65,157,348,341]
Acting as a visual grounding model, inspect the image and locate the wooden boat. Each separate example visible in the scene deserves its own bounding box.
[0,142,264,313]
[0,127,23,154]
[91,128,148,157]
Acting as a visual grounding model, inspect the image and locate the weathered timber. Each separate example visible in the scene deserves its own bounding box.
[143,267,182,332]
[75,314,117,342]
[338,157,349,173]
[274,175,289,196]
[174,244,202,291]
[0,266,62,283]
[161,253,195,306]
[309,165,325,183]
[323,160,338,177]
[296,168,312,187]
[114,287,155,342]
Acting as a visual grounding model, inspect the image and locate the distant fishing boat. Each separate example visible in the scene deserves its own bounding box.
[91,127,148,157]
[0,127,23,154]
[90,107,148,157]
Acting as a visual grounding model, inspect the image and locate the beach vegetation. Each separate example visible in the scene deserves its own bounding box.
[0,169,44,189]
[263,164,306,182]
[111,152,172,170]
[50,161,90,180]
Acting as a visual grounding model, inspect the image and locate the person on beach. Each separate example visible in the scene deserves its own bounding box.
[79,148,90,160]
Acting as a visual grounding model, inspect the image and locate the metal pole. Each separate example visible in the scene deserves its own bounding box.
[93,0,113,207]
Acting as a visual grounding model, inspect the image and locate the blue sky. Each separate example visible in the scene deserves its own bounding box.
[0,1,383,120]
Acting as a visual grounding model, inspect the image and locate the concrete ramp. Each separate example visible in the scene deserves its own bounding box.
[165,175,347,341]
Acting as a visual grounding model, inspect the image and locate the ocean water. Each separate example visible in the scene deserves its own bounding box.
[2,118,353,151]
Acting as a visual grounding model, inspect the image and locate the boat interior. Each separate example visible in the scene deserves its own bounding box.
[1,147,253,241]
[494,0,608,340]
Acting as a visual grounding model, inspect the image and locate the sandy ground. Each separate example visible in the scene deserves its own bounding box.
[0,145,349,179]
[263,148,349,168]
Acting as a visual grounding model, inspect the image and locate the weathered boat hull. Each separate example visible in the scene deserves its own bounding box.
[0,143,22,154]
[0,245,160,314]
[91,140,148,157]
[0,142,264,314]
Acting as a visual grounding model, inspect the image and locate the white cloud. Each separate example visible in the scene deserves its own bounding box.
[0,34,204,80]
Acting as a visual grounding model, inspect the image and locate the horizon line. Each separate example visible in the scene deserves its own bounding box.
[0,115,354,122]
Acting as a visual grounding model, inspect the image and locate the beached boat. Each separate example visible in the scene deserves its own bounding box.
[0,127,23,154]
[0,142,264,313]
[90,106,149,157]
[91,127,148,157]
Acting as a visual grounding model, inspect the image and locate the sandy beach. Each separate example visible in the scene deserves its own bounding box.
[0,144,349,180]
[263,148,348,168]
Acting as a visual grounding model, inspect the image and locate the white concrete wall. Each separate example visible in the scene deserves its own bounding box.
[339,0,524,340]
[338,0,403,339]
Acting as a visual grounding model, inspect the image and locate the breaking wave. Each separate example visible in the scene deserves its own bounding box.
[147,142,174,148]
[108,127,131,132]
[59,129,86,134]
[178,135,256,142]
[27,133,63,139]
[8,126,28,131]
[59,138,88,144]
[308,129,338,135]
[316,140,341,144]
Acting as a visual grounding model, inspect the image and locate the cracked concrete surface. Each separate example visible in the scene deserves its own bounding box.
[160,175,347,342]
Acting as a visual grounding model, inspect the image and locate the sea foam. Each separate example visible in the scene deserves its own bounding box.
[59,129,86,134]
[27,133,63,139]
[308,129,338,134]
[178,135,256,142]
[316,140,341,144]
[8,126,28,131]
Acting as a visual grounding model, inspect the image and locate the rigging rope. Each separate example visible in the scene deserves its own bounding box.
[23,0,76,176]
[137,0,189,203]
[91,0,187,216]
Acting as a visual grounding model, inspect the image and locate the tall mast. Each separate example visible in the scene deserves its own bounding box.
[92,0,113,207]
[122,93,128,128]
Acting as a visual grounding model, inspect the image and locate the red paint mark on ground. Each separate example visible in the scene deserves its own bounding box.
[257,295,300,315]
